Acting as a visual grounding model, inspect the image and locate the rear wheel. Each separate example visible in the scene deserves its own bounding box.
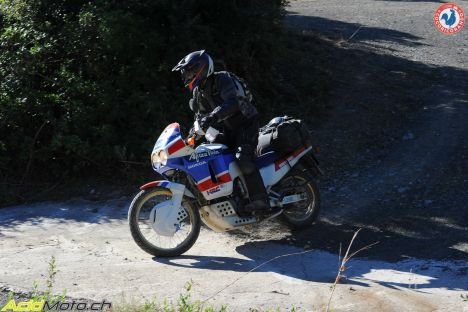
[128,188,201,257]
[275,169,320,228]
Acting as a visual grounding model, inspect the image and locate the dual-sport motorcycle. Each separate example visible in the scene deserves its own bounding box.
[128,119,322,257]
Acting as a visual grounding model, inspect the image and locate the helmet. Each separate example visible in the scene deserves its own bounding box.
[172,50,214,91]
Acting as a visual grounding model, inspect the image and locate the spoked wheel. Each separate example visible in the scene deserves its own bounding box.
[275,170,320,228]
[128,188,200,257]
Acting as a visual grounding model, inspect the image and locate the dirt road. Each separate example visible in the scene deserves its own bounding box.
[0,199,467,311]
[1,1,467,311]
[288,0,468,69]
[286,0,468,262]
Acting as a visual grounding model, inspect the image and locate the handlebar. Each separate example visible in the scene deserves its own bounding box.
[189,119,220,144]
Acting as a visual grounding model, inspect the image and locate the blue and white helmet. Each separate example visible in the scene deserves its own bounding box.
[172,50,214,91]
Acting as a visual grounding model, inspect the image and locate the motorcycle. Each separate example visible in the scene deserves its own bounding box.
[128,120,322,257]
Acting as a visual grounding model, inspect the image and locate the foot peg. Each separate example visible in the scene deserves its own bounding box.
[244,198,270,212]
[245,197,282,217]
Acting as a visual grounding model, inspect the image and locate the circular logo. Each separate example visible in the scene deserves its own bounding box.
[434,3,465,34]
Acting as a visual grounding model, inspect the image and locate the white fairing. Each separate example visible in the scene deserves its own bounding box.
[149,182,187,236]
[199,145,312,200]
[195,144,239,200]
[260,146,312,190]
[198,147,312,232]
[201,161,242,200]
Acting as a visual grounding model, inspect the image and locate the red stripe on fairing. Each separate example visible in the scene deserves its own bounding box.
[166,123,180,129]
[197,172,232,192]
[274,146,306,171]
[140,180,165,190]
[167,139,186,155]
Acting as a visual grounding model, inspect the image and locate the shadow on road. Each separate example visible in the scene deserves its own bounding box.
[154,239,468,291]
[0,198,128,230]
[1,12,467,269]
[276,221,468,263]
[285,13,425,46]
[282,13,468,263]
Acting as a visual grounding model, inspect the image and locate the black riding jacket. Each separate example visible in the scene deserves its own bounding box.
[191,71,258,131]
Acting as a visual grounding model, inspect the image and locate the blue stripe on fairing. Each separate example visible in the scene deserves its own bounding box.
[155,165,173,176]
[154,149,236,184]
[187,162,211,182]
[184,153,235,183]
[153,128,181,152]
[255,151,277,168]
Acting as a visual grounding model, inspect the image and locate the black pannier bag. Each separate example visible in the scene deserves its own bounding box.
[257,116,312,155]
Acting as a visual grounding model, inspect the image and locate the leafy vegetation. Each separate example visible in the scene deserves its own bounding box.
[5,260,300,312]
[114,281,227,312]
[4,256,67,306]
[0,0,329,202]
[30,256,67,304]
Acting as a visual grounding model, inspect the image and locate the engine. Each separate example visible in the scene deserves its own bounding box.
[199,200,256,232]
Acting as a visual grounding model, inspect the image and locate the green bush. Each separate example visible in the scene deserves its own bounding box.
[0,0,328,197]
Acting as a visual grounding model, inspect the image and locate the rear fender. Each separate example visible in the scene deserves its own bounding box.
[140,180,196,198]
[261,146,312,188]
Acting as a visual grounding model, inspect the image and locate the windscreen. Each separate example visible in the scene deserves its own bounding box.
[152,123,181,152]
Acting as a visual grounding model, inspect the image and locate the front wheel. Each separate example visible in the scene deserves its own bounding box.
[128,188,201,257]
[275,169,320,229]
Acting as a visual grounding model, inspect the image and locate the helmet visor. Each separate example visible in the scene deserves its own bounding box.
[181,63,206,91]
[181,67,197,86]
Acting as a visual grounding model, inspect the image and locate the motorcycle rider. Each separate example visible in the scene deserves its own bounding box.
[172,50,270,214]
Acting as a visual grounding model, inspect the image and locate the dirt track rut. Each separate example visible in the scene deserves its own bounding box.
[285,0,468,262]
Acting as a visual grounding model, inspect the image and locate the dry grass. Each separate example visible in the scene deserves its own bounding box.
[326,229,379,312]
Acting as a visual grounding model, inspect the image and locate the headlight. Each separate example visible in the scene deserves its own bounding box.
[151,149,168,166]
[158,150,168,164]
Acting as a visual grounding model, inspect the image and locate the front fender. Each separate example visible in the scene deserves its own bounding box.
[140,180,196,198]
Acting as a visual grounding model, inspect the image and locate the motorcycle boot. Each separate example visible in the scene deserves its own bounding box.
[242,169,273,214]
